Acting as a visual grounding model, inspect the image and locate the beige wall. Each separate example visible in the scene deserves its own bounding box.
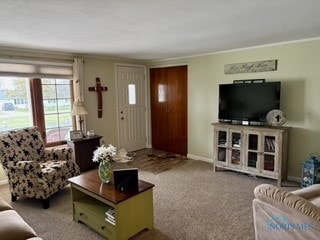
[82,58,146,146]
[1,39,319,182]
[149,39,320,179]
[82,57,118,145]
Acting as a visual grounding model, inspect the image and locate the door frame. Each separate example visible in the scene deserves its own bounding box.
[115,63,149,150]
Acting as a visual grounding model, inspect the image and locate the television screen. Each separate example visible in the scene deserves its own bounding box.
[218,82,281,123]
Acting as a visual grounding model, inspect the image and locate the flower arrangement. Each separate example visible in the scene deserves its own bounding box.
[92,144,117,163]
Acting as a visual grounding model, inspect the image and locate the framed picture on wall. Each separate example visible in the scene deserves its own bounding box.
[70,130,83,140]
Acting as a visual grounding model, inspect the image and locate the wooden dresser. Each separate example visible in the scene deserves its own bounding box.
[67,135,102,172]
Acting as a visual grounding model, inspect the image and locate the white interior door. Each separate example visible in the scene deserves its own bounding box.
[116,65,147,151]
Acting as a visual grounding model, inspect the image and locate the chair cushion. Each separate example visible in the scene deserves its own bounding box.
[291,184,320,199]
[0,210,38,240]
[40,160,79,185]
[40,160,68,175]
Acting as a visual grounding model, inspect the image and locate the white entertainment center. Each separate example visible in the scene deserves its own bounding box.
[212,122,291,186]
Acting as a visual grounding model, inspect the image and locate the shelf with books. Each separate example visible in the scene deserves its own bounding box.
[73,196,116,238]
[264,137,275,152]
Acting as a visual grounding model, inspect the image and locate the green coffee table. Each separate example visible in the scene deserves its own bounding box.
[68,170,154,240]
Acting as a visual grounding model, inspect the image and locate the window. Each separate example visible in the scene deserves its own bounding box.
[128,84,137,105]
[0,76,73,146]
[0,77,33,130]
[158,84,166,102]
[41,78,73,145]
[0,56,74,146]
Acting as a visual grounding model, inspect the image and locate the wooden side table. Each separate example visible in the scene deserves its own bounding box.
[67,135,102,172]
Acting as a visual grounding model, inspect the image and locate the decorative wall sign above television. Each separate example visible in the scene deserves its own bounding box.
[224,59,277,74]
[233,79,265,84]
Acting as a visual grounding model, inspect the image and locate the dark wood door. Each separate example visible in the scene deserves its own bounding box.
[150,65,187,155]
[150,67,169,152]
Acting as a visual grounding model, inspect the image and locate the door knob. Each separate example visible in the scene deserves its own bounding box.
[121,117,124,120]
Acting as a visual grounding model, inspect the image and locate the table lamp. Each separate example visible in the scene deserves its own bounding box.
[71,101,88,136]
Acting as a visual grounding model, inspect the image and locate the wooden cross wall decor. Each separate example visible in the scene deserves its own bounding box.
[88,77,108,118]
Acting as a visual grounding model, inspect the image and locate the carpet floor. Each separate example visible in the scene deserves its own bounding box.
[0,157,299,240]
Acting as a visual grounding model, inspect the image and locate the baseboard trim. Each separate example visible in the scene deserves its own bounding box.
[187,154,213,163]
[187,154,301,184]
[287,175,301,183]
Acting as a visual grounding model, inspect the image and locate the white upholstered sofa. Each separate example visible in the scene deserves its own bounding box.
[253,183,320,240]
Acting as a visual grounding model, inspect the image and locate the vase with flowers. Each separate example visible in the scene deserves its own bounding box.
[92,144,117,183]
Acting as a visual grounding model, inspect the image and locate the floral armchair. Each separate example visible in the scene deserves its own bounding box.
[0,127,80,209]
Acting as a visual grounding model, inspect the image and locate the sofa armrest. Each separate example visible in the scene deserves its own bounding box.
[253,198,320,240]
[0,210,39,240]
[254,184,320,221]
[43,147,73,161]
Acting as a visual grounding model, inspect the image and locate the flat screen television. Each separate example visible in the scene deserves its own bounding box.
[218,82,281,124]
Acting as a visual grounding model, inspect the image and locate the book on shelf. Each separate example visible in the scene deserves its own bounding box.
[231,158,240,164]
[105,208,115,219]
[105,208,116,225]
[105,217,116,225]
[264,159,274,171]
[248,159,257,168]
[265,138,275,152]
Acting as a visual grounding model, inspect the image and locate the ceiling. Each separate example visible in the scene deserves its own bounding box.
[1,0,320,61]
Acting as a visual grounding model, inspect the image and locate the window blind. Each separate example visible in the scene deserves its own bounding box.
[0,56,73,79]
